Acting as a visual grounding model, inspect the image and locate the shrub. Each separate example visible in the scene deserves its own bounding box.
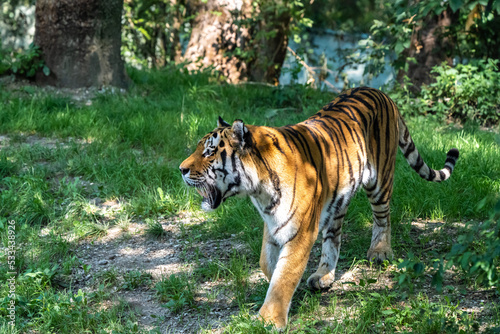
[391,59,500,125]
[0,42,49,78]
[421,59,500,125]
[444,199,500,290]
[396,199,500,292]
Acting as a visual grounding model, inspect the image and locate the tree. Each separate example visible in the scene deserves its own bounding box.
[122,0,185,68]
[360,0,500,91]
[183,0,306,84]
[34,0,130,88]
[402,7,458,87]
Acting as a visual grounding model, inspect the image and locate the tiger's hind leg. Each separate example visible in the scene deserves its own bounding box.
[307,208,347,290]
[365,178,394,263]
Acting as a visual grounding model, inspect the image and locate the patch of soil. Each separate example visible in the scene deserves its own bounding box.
[72,214,250,333]
[1,75,125,106]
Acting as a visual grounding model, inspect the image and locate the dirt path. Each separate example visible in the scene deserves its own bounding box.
[73,214,253,333]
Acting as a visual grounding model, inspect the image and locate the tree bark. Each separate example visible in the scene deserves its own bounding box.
[34,0,130,89]
[247,3,291,83]
[401,8,458,89]
[183,0,291,84]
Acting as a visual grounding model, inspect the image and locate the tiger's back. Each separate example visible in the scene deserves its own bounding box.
[179,87,459,329]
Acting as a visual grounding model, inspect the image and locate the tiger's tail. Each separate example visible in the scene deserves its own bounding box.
[398,117,459,182]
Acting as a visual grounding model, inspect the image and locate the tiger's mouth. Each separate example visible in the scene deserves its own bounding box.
[181,175,223,211]
[194,184,222,212]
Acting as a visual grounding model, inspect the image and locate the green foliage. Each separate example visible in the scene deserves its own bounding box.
[422,60,500,125]
[390,59,500,125]
[304,0,383,32]
[145,218,167,238]
[121,270,153,290]
[94,267,120,287]
[395,199,500,293]
[155,273,195,313]
[120,0,312,80]
[445,199,500,290]
[393,252,425,293]
[358,0,500,77]
[122,0,188,68]
[0,42,49,78]
[386,295,478,333]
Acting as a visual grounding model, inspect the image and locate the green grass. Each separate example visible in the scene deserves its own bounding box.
[0,66,499,332]
[155,273,196,313]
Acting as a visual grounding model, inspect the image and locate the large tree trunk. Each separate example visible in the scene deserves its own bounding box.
[34,0,130,89]
[183,0,291,84]
[247,3,291,83]
[400,8,458,88]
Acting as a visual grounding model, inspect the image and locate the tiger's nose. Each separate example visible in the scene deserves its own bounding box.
[179,167,190,175]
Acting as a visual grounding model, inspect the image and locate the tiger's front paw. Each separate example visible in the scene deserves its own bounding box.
[259,304,287,330]
[367,246,393,264]
[307,272,335,290]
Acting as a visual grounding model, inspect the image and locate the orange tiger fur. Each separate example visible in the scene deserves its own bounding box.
[179,87,459,328]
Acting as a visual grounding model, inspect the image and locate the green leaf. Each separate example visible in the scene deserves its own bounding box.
[394,42,405,55]
[342,281,357,286]
[413,262,425,275]
[449,0,464,12]
[138,27,151,40]
[43,65,50,76]
[493,0,500,13]
[431,272,443,292]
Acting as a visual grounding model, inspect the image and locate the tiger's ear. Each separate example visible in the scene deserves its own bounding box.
[217,116,230,128]
[231,119,249,150]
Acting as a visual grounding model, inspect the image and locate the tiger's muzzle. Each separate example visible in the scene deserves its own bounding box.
[179,167,222,211]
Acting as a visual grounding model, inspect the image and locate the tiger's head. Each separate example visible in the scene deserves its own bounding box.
[179,116,254,211]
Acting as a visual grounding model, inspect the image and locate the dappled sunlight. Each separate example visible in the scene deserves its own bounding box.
[0,133,93,149]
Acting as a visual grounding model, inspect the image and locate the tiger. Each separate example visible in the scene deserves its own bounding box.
[179,87,459,329]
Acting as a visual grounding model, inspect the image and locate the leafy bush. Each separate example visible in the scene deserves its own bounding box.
[396,199,500,292]
[421,59,500,125]
[444,199,500,290]
[0,42,49,78]
[357,0,500,79]
[391,59,500,125]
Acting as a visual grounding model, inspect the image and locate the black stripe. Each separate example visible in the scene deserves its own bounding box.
[447,148,459,159]
[445,156,457,165]
[348,105,368,130]
[266,133,286,155]
[412,155,424,173]
[333,213,346,220]
[404,141,415,158]
[427,169,436,181]
[220,149,227,168]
